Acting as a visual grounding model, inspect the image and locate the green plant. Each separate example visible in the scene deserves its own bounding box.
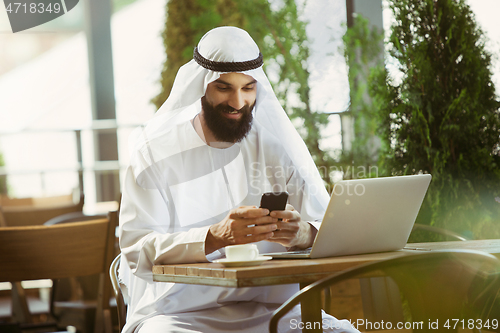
[112,0,138,12]
[249,0,335,178]
[371,0,500,238]
[339,15,385,179]
[0,152,7,195]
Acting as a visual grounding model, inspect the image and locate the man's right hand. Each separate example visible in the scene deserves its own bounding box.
[205,206,278,254]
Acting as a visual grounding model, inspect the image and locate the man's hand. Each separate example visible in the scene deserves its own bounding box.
[266,204,316,249]
[205,206,278,254]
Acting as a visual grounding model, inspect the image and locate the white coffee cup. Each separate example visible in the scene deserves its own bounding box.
[225,244,259,261]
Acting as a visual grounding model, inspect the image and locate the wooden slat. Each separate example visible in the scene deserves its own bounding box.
[186,267,199,276]
[198,268,213,277]
[152,266,164,274]
[175,267,187,275]
[163,266,175,275]
[211,269,225,278]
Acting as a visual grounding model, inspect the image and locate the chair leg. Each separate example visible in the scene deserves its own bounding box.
[299,283,323,333]
[103,308,113,333]
[11,282,32,324]
[323,287,332,314]
[0,323,22,333]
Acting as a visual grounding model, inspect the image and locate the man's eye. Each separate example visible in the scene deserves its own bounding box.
[243,86,255,91]
[216,86,229,91]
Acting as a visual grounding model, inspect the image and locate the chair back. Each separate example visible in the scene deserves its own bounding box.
[110,254,126,332]
[0,213,116,333]
[269,250,500,333]
[0,195,34,206]
[0,194,84,227]
[0,194,75,207]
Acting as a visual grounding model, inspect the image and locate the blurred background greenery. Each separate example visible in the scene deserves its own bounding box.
[343,0,500,240]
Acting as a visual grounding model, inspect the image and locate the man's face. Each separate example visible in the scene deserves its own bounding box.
[202,73,257,143]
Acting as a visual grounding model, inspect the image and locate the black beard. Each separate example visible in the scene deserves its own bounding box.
[201,96,254,143]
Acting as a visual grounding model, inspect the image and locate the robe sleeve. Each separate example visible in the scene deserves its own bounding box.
[119,166,212,281]
[285,158,325,231]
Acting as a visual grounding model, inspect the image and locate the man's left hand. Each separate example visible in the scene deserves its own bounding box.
[266,204,316,249]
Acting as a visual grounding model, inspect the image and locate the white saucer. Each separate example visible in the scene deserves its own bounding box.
[213,256,272,267]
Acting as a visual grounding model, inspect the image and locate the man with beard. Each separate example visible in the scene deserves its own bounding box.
[118,27,358,333]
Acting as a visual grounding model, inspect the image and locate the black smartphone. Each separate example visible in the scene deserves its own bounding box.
[259,192,289,214]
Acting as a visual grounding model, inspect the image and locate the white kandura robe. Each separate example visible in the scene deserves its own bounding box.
[119,104,358,333]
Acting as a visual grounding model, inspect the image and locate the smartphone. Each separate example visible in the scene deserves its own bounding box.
[259,192,289,214]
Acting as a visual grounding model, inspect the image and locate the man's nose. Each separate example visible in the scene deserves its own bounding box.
[227,91,245,110]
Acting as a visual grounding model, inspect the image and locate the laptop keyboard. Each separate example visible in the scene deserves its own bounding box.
[266,248,312,256]
[285,249,312,255]
[403,246,432,251]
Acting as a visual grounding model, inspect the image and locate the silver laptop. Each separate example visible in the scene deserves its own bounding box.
[267,174,432,259]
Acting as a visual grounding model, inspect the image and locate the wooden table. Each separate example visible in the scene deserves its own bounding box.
[153,240,500,332]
